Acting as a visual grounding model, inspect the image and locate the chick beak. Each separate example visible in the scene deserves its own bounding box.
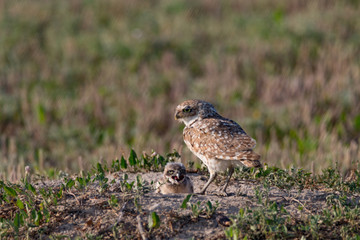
[172,173,180,181]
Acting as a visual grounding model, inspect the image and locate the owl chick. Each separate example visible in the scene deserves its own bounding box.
[175,99,261,195]
[156,162,194,194]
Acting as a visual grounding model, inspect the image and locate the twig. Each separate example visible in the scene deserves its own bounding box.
[99,200,129,235]
[117,200,127,221]
[137,214,148,240]
[65,191,81,205]
[282,196,312,214]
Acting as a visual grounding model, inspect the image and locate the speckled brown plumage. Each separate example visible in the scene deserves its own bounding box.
[175,99,261,195]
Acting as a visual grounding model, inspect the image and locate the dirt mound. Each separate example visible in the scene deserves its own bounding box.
[2,171,356,239]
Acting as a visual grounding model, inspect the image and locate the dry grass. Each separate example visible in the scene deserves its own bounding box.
[0,0,360,179]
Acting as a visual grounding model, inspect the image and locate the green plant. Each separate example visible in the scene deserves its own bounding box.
[75,171,92,190]
[224,226,242,240]
[93,163,109,193]
[108,195,119,208]
[204,200,219,218]
[180,195,219,219]
[135,175,151,194]
[110,150,179,173]
[119,174,135,193]
[189,201,202,220]
[148,212,161,232]
[0,180,64,238]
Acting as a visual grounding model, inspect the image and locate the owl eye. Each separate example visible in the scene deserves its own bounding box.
[182,107,192,113]
[167,170,174,174]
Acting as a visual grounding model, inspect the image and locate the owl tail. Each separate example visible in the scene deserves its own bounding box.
[240,151,262,168]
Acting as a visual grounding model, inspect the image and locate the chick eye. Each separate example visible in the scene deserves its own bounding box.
[182,107,192,113]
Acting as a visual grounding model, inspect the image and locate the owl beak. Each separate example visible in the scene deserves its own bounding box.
[174,111,181,120]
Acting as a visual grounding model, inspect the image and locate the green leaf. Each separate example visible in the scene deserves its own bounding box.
[158,155,165,166]
[26,182,36,194]
[43,207,50,222]
[120,156,127,169]
[4,185,17,197]
[206,201,213,210]
[13,212,23,232]
[239,208,244,216]
[97,163,105,174]
[148,212,160,229]
[354,115,360,131]
[153,156,158,167]
[136,175,142,186]
[35,210,42,226]
[111,159,120,171]
[56,187,63,199]
[36,103,46,124]
[126,181,134,190]
[272,8,284,23]
[129,149,137,166]
[226,227,233,238]
[76,176,84,185]
[53,197,58,206]
[181,194,192,209]
[16,199,24,210]
[66,179,75,189]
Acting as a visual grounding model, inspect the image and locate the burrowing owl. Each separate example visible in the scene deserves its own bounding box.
[175,99,261,195]
[156,162,194,194]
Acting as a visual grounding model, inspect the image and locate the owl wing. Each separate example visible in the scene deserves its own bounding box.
[184,118,260,166]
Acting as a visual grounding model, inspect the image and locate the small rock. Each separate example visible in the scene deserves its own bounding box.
[216,214,232,227]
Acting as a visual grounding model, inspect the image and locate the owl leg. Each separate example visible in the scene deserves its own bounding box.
[221,167,234,195]
[199,172,217,195]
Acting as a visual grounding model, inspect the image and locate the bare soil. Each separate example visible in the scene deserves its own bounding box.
[3,172,358,239]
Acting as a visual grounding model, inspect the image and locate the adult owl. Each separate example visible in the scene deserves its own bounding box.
[175,99,261,195]
[156,162,193,194]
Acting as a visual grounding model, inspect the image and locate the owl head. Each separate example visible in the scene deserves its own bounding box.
[175,99,219,126]
[163,162,187,185]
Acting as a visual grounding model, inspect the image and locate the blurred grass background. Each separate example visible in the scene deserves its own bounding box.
[1,0,360,180]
